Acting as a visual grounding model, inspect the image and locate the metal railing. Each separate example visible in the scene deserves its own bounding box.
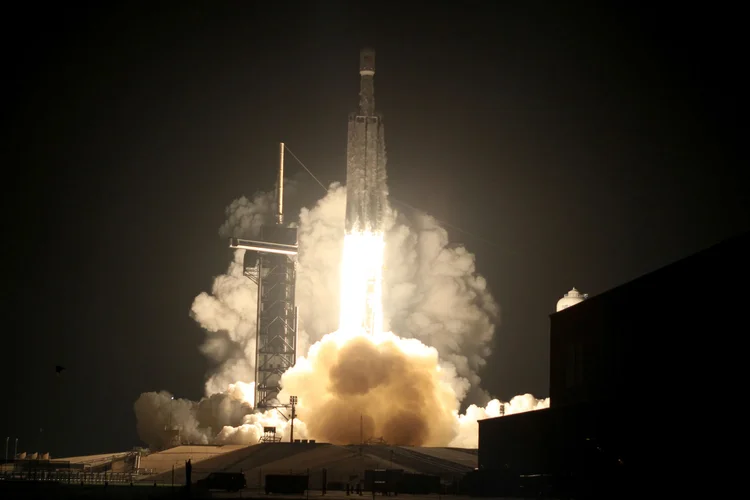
[1,469,135,485]
[1,466,474,497]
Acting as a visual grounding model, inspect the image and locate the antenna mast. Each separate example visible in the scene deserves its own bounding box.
[232,141,298,410]
[277,142,284,225]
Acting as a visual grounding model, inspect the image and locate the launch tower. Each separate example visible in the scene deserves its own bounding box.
[345,48,388,234]
[229,143,298,409]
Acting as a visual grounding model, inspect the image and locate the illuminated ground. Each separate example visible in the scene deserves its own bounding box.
[138,445,249,474]
[138,443,477,487]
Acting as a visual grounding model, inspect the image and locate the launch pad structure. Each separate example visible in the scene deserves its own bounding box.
[228,47,386,423]
[229,143,299,412]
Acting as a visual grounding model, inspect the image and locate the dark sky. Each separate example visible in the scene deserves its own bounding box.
[3,3,747,457]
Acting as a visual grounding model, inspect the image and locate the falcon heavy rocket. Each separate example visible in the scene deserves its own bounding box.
[345,48,388,234]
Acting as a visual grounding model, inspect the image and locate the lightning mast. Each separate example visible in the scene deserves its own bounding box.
[229,143,298,409]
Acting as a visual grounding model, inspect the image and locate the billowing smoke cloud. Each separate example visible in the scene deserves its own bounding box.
[191,249,260,395]
[135,179,548,449]
[383,208,499,404]
[279,330,460,446]
[218,191,276,240]
[294,184,348,354]
[134,384,309,450]
[450,395,550,448]
[133,390,251,450]
[273,183,498,401]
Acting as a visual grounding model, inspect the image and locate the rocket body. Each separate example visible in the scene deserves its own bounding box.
[345,48,388,234]
[339,48,387,336]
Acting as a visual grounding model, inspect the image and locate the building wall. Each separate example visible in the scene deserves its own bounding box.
[477,232,750,495]
[550,231,749,408]
[478,404,624,475]
[478,408,551,473]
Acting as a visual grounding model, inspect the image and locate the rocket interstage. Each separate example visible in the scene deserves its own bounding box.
[345,47,388,234]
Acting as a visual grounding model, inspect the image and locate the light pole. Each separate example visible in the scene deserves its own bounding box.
[289,396,297,443]
[5,437,8,461]
[14,438,18,459]
[166,396,177,447]
[168,396,174,429]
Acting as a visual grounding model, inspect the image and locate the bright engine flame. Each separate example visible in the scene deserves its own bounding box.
[135,187,552,450]
[338,231,385,335]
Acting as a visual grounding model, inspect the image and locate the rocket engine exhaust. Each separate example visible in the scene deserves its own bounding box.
[134,47,552,452]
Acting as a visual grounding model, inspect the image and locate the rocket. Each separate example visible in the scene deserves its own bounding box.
[345,48,388,234]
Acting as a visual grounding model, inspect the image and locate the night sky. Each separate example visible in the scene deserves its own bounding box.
[4,3,747,457]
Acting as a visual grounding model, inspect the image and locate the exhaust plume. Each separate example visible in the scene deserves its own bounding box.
[135,179,549,449]
[293,184,499,399]
[279,330,462,446]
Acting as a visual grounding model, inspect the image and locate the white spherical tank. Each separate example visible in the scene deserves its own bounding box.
[556,287,587,312]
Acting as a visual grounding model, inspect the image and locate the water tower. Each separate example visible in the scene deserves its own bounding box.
[556,287,588,312]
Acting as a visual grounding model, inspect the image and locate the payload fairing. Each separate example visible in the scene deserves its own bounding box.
[345,48,388,234]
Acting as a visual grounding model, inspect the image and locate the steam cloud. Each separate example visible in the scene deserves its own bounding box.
[133,389,252,450]
[191,251,259,396]
[134,181,548,449]
[134,385,306,449]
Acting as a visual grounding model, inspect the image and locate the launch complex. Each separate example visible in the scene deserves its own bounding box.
[228,48,388,412]
[4,40,748,499]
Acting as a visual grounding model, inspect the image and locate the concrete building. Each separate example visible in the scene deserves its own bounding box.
[478,230,750,496]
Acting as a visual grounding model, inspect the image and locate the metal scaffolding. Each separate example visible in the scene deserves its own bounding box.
[255,234,298,408]
[230,227,298,410]
[229,142,299,410]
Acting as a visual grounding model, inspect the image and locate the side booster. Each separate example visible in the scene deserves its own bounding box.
[345,48,388,234]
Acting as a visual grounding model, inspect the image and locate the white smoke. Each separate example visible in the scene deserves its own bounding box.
[134,391,248,450]
[135,180,547,449]
[295,184,348,354]
[287,184,499,400]
[218,191,276,240]
[383,208,498,404]
[133,387,306,450]
[191,249,259,395]
[450,394,550,448]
